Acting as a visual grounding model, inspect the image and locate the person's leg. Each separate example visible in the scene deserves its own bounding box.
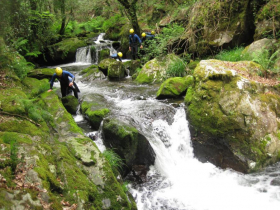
[132,45,136,60]
[61,85,67,97]
[69,85,78,99]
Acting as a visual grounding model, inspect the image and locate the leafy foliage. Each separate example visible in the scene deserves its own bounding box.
[141,23,185,64]
[166,59,186,77]
[103,149,124,175]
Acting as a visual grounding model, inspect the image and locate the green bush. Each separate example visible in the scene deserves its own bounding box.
[166,59,186,77]
[142,23,185,64]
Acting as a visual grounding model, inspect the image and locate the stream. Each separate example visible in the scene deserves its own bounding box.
[48,35,280,210]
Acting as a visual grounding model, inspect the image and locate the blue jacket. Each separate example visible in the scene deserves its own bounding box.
[49,70,75,89]
[129,34,142,46]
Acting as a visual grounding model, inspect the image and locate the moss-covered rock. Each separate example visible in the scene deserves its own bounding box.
[81,100,110,130]
[156,75,194,99]
[102,117,155,176]
[123,60,141,76]
[61,95,79,114]
[254,0,280,40]
[27,68,54,80]
[98,49,110,63]
[79,64,106,82]
[47,38,87,64]
[98,58,118,76]
[135,54,183,84]
[185,59,280,173]
[0,77,137,209]
[179,0,255,57]
[108,61,125,80]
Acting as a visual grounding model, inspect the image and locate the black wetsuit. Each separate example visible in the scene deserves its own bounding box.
[49,70,79,99]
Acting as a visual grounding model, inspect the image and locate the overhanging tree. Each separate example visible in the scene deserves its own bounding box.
[117,0,141,35]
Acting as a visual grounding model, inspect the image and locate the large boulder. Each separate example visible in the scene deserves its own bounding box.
[135,54,184,84]
[156,75,194,99]
[108,61,125,80]
[0,79,136,209]
[101,117,156,176]
[185,59,280,173]
[98,58,118,76]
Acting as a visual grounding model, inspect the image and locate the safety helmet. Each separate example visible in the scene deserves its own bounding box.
[129,28,134,34]
[151,30,155,35]
[55,67,63,76]
[117,52,123,58]
[141,32,146,37]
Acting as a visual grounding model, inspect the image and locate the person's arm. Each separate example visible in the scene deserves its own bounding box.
[48,74,56,92]
[129,35,132,51]
[65,71,75,87]
[136,34,143,49]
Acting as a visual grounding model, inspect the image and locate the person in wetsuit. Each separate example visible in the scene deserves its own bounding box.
[129,28,143,60]
[48,67,80,99]
[110,52,123,62]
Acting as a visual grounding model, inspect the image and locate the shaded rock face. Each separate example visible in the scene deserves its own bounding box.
[178,0,255,57]
[185,59,280,173]
[254,1,280,40]
[101,117,156,176]
[40,38,87,66]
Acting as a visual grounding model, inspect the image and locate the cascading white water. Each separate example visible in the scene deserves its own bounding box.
[75,33,117,64]
[129,107,280,210]
[67,64,280,210]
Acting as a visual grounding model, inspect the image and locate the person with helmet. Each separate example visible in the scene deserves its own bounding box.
[141,32,146,42]
[110,52,123,62]
[129,28,143,60]
[146,30,155,40]
[48,67,80,99]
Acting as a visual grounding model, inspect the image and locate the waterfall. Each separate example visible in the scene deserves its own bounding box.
[75,33,117,64]
[66,65,280,210]
[129,107,280,210]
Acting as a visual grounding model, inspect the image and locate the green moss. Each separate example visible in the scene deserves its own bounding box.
[22,77,49,98]
[86,108,110,130]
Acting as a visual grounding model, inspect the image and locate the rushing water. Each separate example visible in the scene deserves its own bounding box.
[48,36,280,209]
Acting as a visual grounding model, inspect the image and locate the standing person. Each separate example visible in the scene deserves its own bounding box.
[48,67,80,99]
[129,28,143,60]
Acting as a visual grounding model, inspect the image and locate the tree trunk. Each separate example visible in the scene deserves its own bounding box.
[117,0,141,35]
[59,0,66,36]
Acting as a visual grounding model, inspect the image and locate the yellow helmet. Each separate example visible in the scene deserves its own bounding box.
[117,52,123,58]
[141,32,146,37]
[55,67,63,76]
[151,30,155,35]
[129,28,134,34]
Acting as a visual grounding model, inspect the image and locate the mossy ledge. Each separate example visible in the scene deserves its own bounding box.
[0,76,136,209]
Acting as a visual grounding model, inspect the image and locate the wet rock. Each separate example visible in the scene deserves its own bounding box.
[156,75,194,99]
[102,117,156,176]
[61,95,79,114]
